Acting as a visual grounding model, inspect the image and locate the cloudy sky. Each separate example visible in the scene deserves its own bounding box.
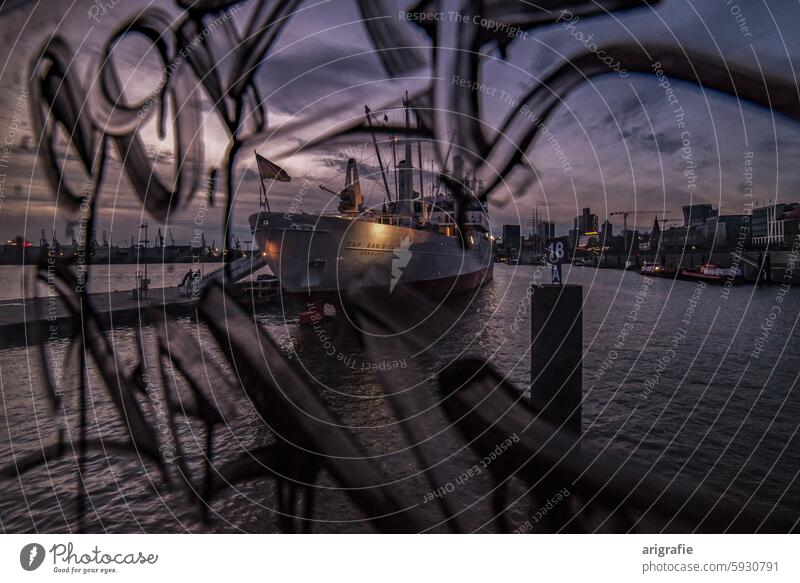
[1,0,800,246]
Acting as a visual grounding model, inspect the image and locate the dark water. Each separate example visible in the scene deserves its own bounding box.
[1,263,798,532]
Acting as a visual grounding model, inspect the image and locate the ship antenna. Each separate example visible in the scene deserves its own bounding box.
[416,106,426,221]
[432,131,456,211]
[365,105,392,204]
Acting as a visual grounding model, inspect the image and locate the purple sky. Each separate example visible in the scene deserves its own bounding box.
[1,0,800,247]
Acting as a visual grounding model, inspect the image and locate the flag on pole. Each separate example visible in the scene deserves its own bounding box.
[255,153,290,182]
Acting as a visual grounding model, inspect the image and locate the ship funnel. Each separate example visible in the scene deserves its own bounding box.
[338,158,363,213]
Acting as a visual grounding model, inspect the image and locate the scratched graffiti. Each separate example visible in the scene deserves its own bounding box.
[2,0,798,533]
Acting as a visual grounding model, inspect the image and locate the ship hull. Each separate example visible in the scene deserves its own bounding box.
[250,212,493,295]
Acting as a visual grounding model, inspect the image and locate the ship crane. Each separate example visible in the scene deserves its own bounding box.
[609,210,673,251]
[318,158,363,214]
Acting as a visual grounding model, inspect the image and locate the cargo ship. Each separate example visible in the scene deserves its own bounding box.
[250,99,493,296]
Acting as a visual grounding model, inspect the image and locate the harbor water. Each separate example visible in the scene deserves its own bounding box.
[0,263,798,532]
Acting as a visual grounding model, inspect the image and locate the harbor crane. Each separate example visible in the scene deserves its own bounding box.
[609,210,673,251]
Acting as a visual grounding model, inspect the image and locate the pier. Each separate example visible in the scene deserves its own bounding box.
[0,254,267,347]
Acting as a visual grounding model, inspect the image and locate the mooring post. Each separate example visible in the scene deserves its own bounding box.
[531,284,582,436]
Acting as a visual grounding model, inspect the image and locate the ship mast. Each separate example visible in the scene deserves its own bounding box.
[401,91,414,219]
[365,105,392,205]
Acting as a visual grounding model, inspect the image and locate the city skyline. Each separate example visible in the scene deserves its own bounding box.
[1,0,800,244]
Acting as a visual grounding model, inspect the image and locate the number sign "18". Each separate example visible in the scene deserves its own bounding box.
[545,237,567,285]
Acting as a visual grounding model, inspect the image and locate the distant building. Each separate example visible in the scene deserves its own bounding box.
[783,207,800,248]
[600,220,613,247]
[660,225,706,249]
[567,229,577,249]
[502,224,521,251]
[682,204,716,228]
[574,207,598,235]
[705,214,748,249]
[751,203,798,246]
[649,216,661,251]
[535,221,555,241]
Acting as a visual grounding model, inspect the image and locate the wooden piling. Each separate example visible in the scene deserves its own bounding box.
[531,284,582,435]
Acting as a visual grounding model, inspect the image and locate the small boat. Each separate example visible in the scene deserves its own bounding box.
[680,263,742,284]
[640,262,676,277]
